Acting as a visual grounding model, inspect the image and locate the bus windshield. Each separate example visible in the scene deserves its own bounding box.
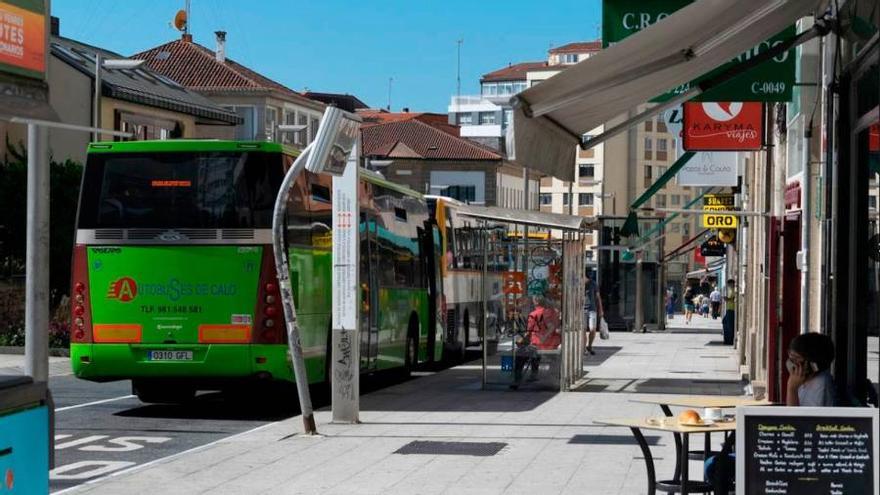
[77,151,284,229]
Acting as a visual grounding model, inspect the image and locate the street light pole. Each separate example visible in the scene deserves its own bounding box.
[93,53,102,142]
[24,124,49,383]
[272,144,318,435]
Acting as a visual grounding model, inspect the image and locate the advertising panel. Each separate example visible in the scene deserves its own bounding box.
[602,0,795,102]
[677,152,739,186]
[0,0,46,80]
[87,246,261,341]
[683,102,764,151]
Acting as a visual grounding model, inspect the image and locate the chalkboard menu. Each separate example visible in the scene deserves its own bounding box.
[737,407,879,495]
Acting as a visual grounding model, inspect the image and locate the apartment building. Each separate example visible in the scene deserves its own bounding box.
[447,61,545,153]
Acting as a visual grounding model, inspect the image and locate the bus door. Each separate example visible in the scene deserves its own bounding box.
[360,213,380,371]
[419,221,443,362]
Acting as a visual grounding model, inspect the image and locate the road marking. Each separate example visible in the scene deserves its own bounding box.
[55,395,136,412]
[51,420,283,494]
[55,436,109,450]
[51,461,136,481]
[80,436,171,452]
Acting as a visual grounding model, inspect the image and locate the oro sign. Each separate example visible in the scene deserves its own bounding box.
[703,213,738,229]
[683,102,763,151]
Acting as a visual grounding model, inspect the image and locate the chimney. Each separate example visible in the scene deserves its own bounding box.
[50,16,59,36]
[215,31,226,63]
[181,33,192,42]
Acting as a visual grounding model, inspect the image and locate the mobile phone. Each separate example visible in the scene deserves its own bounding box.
[809,361,819,372]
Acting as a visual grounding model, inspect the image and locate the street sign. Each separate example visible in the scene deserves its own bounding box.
[331,139,360,424]
[601,0,795,102]
[683,102,764,151]
[703,213,738,229]
[704,194,735,208]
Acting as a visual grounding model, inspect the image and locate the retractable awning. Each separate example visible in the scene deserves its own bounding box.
[455,205,595,231]
[510,0,823,182]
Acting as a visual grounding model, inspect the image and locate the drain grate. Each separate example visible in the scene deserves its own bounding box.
[394,440,507,457]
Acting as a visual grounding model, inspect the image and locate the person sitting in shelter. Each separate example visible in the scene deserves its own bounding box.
[511,296,556,389]
[786,332,836,407]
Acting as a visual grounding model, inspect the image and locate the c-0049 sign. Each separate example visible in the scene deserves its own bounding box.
[601,0,795,102]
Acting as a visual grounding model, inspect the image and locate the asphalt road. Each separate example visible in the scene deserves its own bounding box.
[48,370,419,493]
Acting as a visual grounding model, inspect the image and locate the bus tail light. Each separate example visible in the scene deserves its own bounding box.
[70,245,93,343]
[253,249,284,344]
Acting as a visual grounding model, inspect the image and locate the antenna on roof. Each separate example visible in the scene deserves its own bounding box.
[387,77,393,112]
[173,0,190,35]
[456,39,463,112]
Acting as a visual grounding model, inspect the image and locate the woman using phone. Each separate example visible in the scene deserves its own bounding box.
[785,332,836,407]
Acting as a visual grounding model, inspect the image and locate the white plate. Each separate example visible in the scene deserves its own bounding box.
[680,419,714,426]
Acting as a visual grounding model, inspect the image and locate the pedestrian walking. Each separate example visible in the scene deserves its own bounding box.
[584,274,603,355]
[701,295,710,318]
[721,279,736,344]
[683,286,695,324]
[709,286,722,319]
[665,287,676,320]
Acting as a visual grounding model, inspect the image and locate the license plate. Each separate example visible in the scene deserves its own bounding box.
[147,350,193,361]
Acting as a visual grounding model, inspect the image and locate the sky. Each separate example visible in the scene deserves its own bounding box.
[52,0,602,113]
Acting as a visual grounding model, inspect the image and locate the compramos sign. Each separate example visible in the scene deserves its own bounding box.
[683,102,764,151]
[0,0,46,80]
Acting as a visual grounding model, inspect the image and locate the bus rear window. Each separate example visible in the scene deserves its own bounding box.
[77,151,284,229]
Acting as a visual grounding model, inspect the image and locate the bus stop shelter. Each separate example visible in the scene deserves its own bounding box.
[454,206,595,392]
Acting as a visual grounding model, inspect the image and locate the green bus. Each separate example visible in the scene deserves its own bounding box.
[70,140,444,403]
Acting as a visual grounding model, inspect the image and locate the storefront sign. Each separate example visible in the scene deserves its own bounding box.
[736,406,878,495]
[700,236,725,257]
[683,102,764,151]
[677,152,739,186]
[0,0,46,79]
[703,194,735,209]
[702,213,738,229]
[602,0,795,102]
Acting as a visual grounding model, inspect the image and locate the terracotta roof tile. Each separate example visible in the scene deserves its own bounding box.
[132,38,321,108]
[481,61,548,82]
[362,119,500,161]
[549,41,602,54]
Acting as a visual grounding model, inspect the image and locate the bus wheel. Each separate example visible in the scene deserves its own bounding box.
[132,379,195,404]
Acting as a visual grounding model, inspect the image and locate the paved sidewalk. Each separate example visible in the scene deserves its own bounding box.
[68,317,742,495]
[0,354,71,377]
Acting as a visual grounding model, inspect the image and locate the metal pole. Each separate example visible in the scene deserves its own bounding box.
[633,252,644,332]
[568,181,574,216]
[272,144,317,434]
[481,223,489,389]
[657,228,666,331]
[24,124,49,382]
[93,54,102,142]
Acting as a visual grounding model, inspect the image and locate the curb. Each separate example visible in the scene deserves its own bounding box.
[0,346,69,357]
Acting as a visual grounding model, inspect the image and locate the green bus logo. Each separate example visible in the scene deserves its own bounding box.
[107,277,138,302]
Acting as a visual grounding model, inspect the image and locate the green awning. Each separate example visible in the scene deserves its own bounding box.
[620,151,696,238]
